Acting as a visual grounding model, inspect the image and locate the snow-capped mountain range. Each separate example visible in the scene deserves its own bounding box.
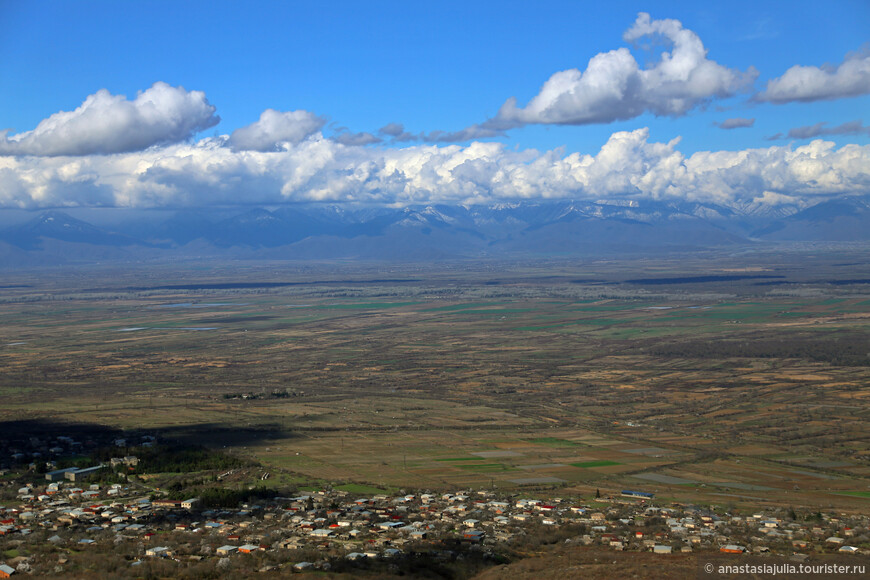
[1,196,868,266]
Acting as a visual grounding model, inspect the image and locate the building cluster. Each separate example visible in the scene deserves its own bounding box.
[1,431,154,475]
[0,479,867,575]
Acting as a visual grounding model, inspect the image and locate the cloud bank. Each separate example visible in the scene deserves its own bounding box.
[483,13,756,130]
[1,128,867,210]
[0,83,219,156]
[228,109,327,151]
[758,48,870,103]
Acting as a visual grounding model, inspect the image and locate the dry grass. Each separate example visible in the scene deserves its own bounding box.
[0,257,868,510]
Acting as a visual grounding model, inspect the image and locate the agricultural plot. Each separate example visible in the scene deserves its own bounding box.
[0,253,869,511]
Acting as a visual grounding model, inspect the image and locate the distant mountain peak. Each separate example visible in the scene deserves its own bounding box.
[28,211,101,234]
[0,210,144,251]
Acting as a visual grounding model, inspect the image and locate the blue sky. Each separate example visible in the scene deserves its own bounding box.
[0,0,868,209]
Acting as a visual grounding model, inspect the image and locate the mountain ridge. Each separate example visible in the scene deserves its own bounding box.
[0,196,867,266]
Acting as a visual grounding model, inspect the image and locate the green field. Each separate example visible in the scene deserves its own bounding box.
[836,491,870,498]
[334,483,392,495]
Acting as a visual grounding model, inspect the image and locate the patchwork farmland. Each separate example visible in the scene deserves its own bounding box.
[1,252,869,514]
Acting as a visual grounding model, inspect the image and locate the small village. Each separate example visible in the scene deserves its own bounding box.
[1,444,868,577]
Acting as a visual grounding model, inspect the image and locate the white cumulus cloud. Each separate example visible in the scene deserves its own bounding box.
[228,109,327,152]
[0,82,219,156]
[486,12,756,129]
[758,48,870,103]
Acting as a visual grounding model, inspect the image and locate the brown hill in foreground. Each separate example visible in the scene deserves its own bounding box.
[472,546,697,580]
